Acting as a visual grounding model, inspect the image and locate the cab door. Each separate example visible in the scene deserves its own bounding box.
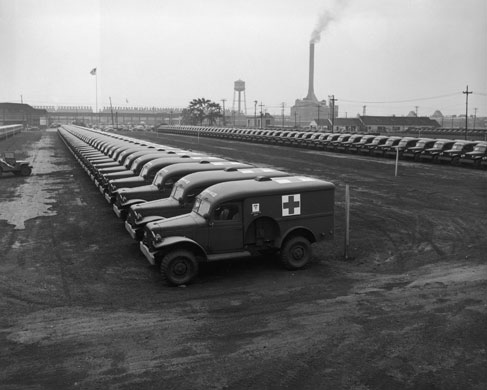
[208,202,243,253]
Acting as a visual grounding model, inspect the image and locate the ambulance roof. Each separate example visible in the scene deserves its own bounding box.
[176,167,290,191]
[199,176,335,204]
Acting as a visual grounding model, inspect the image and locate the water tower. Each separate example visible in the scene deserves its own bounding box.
[232,79,247,115]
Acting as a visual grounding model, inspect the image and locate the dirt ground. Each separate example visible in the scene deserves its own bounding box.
[0,128,486,390]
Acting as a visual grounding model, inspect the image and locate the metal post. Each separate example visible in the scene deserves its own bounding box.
[281,102,285,128]
[463,85,472,140]
[395,147,399,177]
[221,99,226,126]
[254,100,257,128]
[344,184,350,260]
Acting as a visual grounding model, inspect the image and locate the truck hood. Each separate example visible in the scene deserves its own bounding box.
[111,176,146,190]
[133,197,179,219]
[146,213,204,236]
[118,184,159,204]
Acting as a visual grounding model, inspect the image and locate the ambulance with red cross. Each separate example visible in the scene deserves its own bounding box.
[139,175,335,286]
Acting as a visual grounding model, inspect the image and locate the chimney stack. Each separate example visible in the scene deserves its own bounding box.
[306,43,318,102]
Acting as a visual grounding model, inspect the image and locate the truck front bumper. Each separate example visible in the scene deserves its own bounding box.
[125,220,141,240]
[104,191,114,204]
[112,204,126,219]
[139,242,156,265]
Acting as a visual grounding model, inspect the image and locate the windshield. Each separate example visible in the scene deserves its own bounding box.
[433,141,445,149]
[140,166,149,178]
[397,140,410,147]
[473,145,486,153]
[193,197,211,216]
[153,171,164,186]
[371,138,384,145]
[384,139,398,146]
[416,140,428,148]
[171,184,185,200]
[452,144,464,151]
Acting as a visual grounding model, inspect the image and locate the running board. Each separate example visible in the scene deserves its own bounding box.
[206,251,252,262]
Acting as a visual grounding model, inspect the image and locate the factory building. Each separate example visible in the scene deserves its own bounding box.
[0,103,48,128]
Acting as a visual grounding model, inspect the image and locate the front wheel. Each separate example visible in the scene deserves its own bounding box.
[160,250,198,286]
[280,236,311,270]
[20,165,32,176]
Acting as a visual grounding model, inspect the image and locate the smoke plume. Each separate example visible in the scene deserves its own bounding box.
[310,0,350,43]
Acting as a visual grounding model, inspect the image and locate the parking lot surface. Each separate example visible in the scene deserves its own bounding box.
[1,129,486,389]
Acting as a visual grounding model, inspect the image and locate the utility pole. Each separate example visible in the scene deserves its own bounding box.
[463,85,472,140]
[20,95,23,104]
[473,107,477,130]
[109,97,114,126]
[281,102,285,128]
[254,100,257,128]
[415,106,418,117]
[221,99,226,126]
[329,95,337,133]
[259,102,264,129]
[362,105,366,116]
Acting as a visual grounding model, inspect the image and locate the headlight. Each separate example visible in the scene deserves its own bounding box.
[149,230,162,243]
[460,154,466,158]
[135,211,142,220]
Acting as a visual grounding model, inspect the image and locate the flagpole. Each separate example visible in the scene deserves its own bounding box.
[95,71,98,123]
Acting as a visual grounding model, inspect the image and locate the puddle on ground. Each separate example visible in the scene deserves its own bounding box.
[0,133,80,230]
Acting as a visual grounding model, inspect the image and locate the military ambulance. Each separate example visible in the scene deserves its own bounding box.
[125,167,290,240]
[112,160,252,219]
[105,156,229,203]
[139,176,335,286]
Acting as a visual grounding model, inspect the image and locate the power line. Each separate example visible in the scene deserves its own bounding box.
[340,92,460,104]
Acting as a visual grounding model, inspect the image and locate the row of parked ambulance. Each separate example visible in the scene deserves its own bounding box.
[160,125,487,169]
[58,125,335,286]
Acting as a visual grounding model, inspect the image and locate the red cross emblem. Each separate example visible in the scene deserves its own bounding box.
[282,194,301,216]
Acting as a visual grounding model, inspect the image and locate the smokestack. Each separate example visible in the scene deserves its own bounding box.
[306,43,318,102]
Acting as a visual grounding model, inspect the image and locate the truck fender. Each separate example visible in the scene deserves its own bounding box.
[277,226,317,248]
[153,236,207,258]
[122,199,146,208]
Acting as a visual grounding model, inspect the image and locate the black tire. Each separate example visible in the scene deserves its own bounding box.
[160,250,198,286]
[280,236,311,270]
[20,165,32,176]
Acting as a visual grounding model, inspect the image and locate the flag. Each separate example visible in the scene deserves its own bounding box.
[90,68,97,75]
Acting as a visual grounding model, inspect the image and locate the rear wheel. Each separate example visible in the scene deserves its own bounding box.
[280,236,311,270]
[160,250,198,286]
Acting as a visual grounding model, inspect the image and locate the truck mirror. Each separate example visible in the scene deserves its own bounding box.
[178,197,184,206]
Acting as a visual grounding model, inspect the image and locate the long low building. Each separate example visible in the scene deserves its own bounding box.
[0,103,48,128]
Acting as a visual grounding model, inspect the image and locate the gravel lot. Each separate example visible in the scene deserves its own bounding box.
[1,128,486,390]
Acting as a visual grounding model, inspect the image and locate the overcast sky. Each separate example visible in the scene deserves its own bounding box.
[1,0,486,117]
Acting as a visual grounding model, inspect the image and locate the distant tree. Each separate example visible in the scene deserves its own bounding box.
[180,108,197,125]
[187,98,221,126]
